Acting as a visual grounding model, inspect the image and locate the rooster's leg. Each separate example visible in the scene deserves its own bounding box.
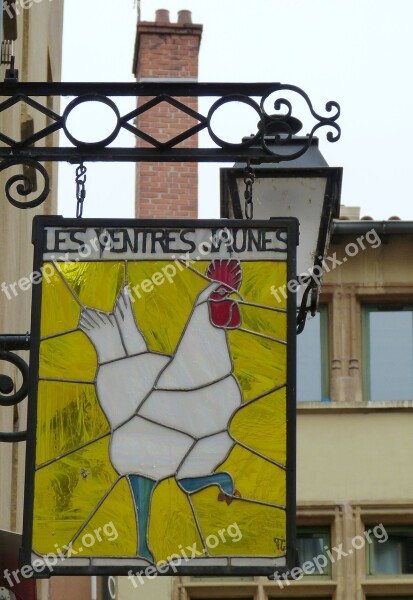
[178,472,234,496]
[129,475,156,562]
[176,433,238,502]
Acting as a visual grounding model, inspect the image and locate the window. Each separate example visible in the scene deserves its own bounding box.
[297,306,329,402]
[3,0,18,40]
[363,305,413,401]
[296,526,331,576]
[368,526,413,575]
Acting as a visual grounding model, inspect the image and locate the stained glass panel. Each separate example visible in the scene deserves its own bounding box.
[24,218,296,577]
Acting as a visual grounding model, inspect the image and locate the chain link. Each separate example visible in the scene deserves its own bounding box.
[243,165,255,220]
[75,162,87,218]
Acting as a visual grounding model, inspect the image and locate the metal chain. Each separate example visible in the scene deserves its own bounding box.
[75,162,87,218]
[243,164,255,220]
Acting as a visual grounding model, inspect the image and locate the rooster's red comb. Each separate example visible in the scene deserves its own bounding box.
[206,259,242,290]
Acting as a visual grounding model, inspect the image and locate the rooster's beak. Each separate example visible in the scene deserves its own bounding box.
[227,290,244,303]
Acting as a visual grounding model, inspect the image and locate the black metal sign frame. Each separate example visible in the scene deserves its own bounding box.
[21,215,297,577]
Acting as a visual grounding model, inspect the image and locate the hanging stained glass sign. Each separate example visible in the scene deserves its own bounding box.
[23,216,297,577]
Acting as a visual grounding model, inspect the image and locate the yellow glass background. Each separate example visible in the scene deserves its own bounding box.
[33,256,289,562]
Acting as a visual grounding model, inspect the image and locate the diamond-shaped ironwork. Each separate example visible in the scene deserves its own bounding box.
[121,95,207,148]
[0,94,61,146]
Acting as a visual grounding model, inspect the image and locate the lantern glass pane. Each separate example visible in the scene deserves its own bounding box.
[236,176,327,279]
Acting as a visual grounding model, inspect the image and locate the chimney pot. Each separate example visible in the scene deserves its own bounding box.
[178,10,192,25]
[156,9,170,23]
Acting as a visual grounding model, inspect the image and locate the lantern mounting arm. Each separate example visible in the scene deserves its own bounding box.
[296,279,318,334]
[0,334,30,442]
[0,80,340,209]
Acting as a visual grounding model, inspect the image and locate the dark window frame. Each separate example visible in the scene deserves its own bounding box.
[367,525,413,576]
[296,525,331,577]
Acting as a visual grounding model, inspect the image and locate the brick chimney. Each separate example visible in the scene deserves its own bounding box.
[133,9,203,218]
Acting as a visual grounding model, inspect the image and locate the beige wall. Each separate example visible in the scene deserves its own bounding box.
[324,234,413,289]
[297,411,413,502]
[118,574,173,600]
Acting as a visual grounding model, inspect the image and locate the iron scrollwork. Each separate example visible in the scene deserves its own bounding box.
[0,81,341,209]
[0,334,30,442]
[259,84,340,160]
[0,157,49,208]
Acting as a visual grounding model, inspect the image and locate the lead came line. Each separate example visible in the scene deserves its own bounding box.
[61,476,123,557]
[238,327,287,345]
[35,431,111,470]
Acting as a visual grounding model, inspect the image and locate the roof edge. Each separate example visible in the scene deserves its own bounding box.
[332,219,413,235]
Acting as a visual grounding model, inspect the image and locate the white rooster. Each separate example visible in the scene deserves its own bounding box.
[79,259,244,561]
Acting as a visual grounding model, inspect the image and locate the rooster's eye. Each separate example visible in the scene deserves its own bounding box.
[216,286,228,296]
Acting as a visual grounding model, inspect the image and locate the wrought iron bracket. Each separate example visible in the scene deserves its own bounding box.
[0,334,30,442]
[296,280,318,335]
[0,81,340,209]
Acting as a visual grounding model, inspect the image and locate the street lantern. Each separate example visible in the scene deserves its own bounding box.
[220,120,342,332]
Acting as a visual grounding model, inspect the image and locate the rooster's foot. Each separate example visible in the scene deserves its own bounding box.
[217,489,242,505]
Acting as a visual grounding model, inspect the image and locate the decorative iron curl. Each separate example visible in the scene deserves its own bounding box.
[0,349,29,406]
[0,335,30,442]
[271,97,293,119]
[260,116,295,146]
[204,86,341,160]
[0,158,50,208]
[260,84,340,123]
[261,119,341,160]
[257,84,341,158]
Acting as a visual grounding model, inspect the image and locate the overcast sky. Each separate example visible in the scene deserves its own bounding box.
[59,0,413,220]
